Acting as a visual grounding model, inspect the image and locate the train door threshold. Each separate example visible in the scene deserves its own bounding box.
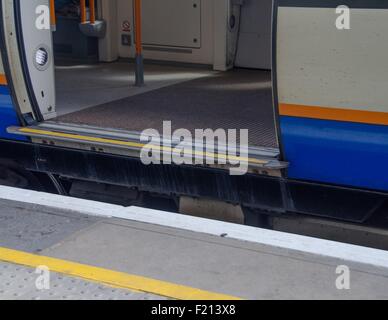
[7,123,288,176]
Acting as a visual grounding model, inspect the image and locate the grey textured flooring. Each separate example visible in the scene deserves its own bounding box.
[55,61,213,116]
[55,69,277,148]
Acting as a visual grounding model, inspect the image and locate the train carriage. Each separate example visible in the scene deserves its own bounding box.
[0,0,386,225]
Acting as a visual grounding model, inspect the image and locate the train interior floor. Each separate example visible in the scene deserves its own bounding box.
[53,61,277,148]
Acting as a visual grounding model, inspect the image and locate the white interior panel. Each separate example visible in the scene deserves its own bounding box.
[142,0,201,48]
[115,0,239,69]
[235,0,272,70]
[20,0,56,119]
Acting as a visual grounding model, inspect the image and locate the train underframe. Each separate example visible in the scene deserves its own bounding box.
[0,138,386,227]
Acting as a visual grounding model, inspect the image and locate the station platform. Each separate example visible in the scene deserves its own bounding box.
[0,186,388,300]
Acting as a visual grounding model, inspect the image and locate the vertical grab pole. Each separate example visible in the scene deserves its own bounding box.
[49,0,56,31]
[80,0,87,24]
[134,0,144,86]
[90,0,96,25]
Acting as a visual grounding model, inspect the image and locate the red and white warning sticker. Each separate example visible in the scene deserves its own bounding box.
[122,20,131,32]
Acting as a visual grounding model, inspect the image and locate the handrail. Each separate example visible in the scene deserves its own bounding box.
[80,0,96,24]
[89,0,96,24]
[49,0,56,30]
[134,0,142,56]
[80,0,87,24]
[134,0,144,86]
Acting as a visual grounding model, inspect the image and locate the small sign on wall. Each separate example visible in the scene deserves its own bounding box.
[121,34,132,46]
[121,20,132,47]
[122,20,131,32]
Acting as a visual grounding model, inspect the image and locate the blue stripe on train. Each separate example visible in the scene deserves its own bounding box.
[0,85,27,141]
[0,85,10,95]
[280,116,388,192]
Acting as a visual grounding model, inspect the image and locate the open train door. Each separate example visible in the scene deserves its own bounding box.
[1,0,56,122]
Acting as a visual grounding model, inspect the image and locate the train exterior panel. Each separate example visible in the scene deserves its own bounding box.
[0,54,25,141]
[275,1,388,192]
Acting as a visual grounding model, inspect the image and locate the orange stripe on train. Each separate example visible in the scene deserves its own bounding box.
[279,103,388,126]
[0,74,7,85]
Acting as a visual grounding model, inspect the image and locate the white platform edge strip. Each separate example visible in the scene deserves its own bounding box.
[1,185,388,269]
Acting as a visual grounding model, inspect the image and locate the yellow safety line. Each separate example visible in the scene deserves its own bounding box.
[0,247,241,300]
[19,127,268,166]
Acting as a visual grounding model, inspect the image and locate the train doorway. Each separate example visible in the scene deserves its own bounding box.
[12,0,279,152]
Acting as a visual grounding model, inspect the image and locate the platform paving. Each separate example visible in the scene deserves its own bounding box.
[0,188,388,300]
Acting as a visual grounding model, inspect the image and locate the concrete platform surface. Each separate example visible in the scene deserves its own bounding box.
[0,186,388,300]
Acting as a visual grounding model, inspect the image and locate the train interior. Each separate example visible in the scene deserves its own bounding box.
[49,0,277,149]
